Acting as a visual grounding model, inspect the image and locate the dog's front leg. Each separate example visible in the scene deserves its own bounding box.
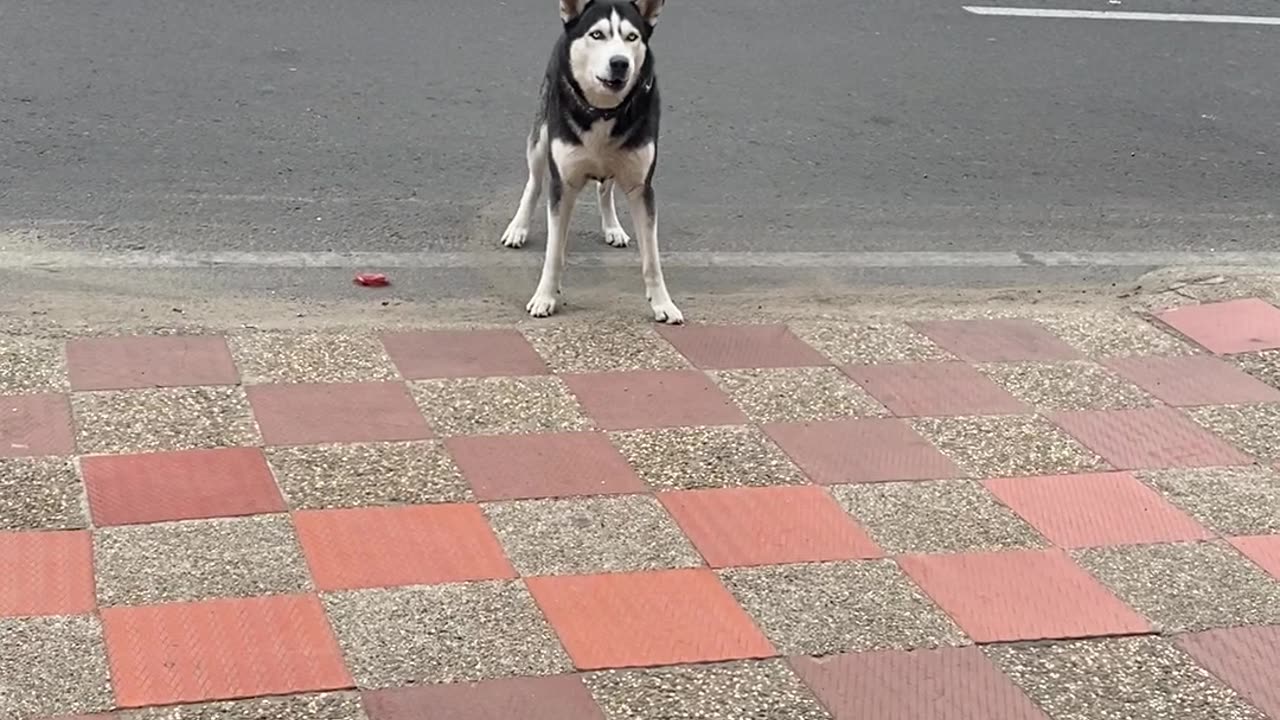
[625,183,683,324]
[527,159,579,318]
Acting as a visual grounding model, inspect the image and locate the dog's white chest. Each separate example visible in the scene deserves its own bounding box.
[551,121,647,186]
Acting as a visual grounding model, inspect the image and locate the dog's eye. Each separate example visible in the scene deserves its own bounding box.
[625,33,639,42]
[589,30,606,40]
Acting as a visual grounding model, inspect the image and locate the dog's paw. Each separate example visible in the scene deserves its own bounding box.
[651,300,684,325]
[602,226,631,248]
[527,292,559,318]
[501,224,530,249]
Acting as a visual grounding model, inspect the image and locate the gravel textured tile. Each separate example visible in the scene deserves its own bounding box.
[986,636,1267,720]
[522,322,689,372]
[0,457,87,530]
[0,337,68,393]
[792,321,954,365]
[1187,404,1280,462]
[411,376,590,435]
[831,480,1046,554]
[979,361,1153,411]
[94,514,310,606]
[119,692,368,719]
[612,426,807,490]
[0,615,113,718]
[72,386,261,453]
[585,660,831,720]
[1039,313,1198,358]
[1143,466,1280,535]
[484,495,702,576]
[913,415,1108,477]
[267,441,470,509]
[712,367,887,423]
[323,581,571,687]
[231,332,399,383]
[1233,350,1280,389]
[718,561,967,655]
[1075,541,1280,632]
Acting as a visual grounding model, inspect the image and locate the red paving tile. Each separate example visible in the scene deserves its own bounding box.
[362,675,605,720]
[525,568,775,669]
[101,594,352,708]
[764,418,961,484]
[898,549,1152,642]
[447,431,646,501]
[247,381,431,445]
[0,530,94,618]
[1105,355,1280,406]
[1049,407,1253,470]
[910,318,1082,362]
[1157,298,1280,354]
[381,329,548,379]
[790,646,1050,720]
[845,362,1027,417]
[1229,535,1280,580]
[562,371,746,430]
[0,393,75,457]
[65,335,239,391]
[293,504,515,591]
[81,447,284,526]
[1175,625,1280,718]
[656,324,828,369]
[984,472,1213,548]
[659,485,882,567]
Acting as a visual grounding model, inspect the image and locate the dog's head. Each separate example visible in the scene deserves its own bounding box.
[560,0,663,109]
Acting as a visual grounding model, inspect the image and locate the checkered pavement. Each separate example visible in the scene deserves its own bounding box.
[2,297,1280,719]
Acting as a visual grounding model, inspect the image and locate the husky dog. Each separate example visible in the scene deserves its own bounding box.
[500,0,682,324]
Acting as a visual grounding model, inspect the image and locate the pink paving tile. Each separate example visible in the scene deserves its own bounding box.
[1048,407,1253,470]
[247,381,431,445]
[81,447,284,526]
[65,335,238,391]
[764,418,961,484]
[1175,625,1280,718]
[845,362,1027,417]
[911,318,1082,362]
[293,504,515,591]
[362,675,605,720]
[984,472,1213,548]
[101,594,352,708]
[447,431,646,501]
[562,371,747,430]
[1229,535,1280,580]
[0,393,75,457]
[526,568,776,670]
[656,324,828,369]
[0,530,95,618]
[659,486,882,567]
[1105,355,1280,406]
[1157,298,1280,354]
[790,646,1050,720]
[897,549,1152,642]
[381,329,548,379]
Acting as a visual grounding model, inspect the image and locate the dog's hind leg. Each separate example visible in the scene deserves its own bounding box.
[501,123,548,249]
[597,179,631,248]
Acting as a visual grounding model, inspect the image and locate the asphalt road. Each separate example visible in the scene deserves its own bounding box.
[2,0,1279,300]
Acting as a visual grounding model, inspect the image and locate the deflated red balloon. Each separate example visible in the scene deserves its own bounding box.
[354,273,390,287]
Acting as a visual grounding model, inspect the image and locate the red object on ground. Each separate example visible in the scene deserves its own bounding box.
[354,273,390,287]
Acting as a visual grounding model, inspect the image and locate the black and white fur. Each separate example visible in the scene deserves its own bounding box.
[500,0,682,324]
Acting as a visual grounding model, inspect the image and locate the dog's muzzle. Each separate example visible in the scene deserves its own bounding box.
[600,55,630,91]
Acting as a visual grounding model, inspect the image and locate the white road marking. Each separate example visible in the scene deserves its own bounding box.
[1,250,1278,270]
[963,6,1280,25]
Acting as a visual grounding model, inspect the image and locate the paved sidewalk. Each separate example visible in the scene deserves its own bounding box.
[3,295,1280,719]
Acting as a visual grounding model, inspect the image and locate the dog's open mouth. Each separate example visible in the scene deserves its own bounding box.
[598,77,626,92]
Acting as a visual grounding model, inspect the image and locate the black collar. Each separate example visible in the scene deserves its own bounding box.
[563,74,653,123]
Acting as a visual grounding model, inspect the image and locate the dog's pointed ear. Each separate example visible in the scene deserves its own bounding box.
[560,0,587,23]
[632,0,665,25]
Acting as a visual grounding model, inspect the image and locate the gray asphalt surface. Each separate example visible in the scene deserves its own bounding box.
[2,0,1279,300]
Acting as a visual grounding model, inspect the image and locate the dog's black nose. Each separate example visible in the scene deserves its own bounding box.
[608,56,630,76]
